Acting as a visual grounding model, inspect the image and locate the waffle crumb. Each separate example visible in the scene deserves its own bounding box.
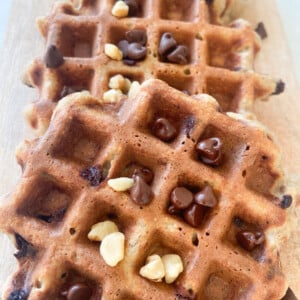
[112,1,129,18]
[139,255,165,282]
[100,232,125,267]
[104,43,123,61]
[108,177,135,191]
[88,221,119,242]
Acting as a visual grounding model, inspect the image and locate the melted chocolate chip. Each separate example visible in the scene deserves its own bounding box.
[255,22,268,40]
[8,289,28,300]
[127,42,147,60]
[167,45,189,65]
[118,40,129,58]
[130,175,153,205]
[272,80,285,95]
[183,204,204,227]
[236,231,265,251]
[80,165,104,186]
[171,187,194,210]
[44,45,64,69]
[130,165,154,184]
[194,185,218,208]
[64,283,93,300]
[123,58,137,66]
[158,32,177,56]
[14,234,36,259]
[126,29,147,46]
[152,118,177,142]
[124,0,139,16]
[195,137,223,166]
[280,194,293,209]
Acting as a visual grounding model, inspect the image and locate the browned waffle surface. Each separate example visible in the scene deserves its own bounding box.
[0,80,291,299]
[22,0,283,135]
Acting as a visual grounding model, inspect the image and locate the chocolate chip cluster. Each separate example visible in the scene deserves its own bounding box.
[158,32,189,65]
[168,185,218,227]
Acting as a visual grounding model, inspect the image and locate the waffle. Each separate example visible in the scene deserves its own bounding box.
[0,79,291,299]
[22,0,284,135]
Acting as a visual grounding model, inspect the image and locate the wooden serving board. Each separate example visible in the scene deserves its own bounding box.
[0,0,299,298]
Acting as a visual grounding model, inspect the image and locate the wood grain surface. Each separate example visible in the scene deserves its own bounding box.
[0,0,299,298]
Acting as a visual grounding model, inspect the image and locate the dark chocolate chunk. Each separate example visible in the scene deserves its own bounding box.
[280,194,293,209]
[60,86,76,99]
[281,288,298,300]
[195,137,223,166]
[14,234,36,259]
[152,118,177,142]
[158,32,177,56]
[80,165,104,186]
[123,58,137,66]
[272,80,285,95]
[130,165,154,184]
[194,185,218,208]
[65,283,93,300]
[8,289,28,300]
[255,22,268,40]
[236,230,265,251]
[167,45,189,65]
[124,0,139,17]
[183,204,204,227]
[44,45,64,69]
[126,29,147,46]
[130,175,153,205]
[168,204,181,215]
[127,42,147,60]
[171,187,194,210]
[118,40,129,58]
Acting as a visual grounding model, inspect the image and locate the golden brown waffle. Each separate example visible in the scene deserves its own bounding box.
[0,80,292,299]
[22,0,283,135]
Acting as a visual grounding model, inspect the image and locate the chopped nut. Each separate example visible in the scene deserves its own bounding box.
[161,254,184,284]
[108,177,135,192]
[104,43,123,61]
[128,81,141,99]
[109,74,126,90]
[88,220,119,242]
[112,1,129,18]
[139,254,165,282]
[100,232,125,267]
[123,78,132,94]
[103,89,124,103]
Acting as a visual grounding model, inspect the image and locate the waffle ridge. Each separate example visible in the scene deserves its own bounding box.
[23,0,282,135]
[0,80,289,299]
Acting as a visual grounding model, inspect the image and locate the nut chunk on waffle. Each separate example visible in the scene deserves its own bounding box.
[0,80,292,299]
[23,0,284,135]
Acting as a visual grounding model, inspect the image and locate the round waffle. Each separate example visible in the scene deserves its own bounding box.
[22,0,283,135]
[0,80,291,299]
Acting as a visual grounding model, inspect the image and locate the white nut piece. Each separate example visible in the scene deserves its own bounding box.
[100,232,125,267]
[128,81,141,99]
[109,74,126,90]
[88,220,119,242]
[139,254,165,282]
[104,43,123,61]
[103,89,124,103]
[161,254,184,284]
[112,1,129,18]
[123,78,132,94]
[108,177,135,192]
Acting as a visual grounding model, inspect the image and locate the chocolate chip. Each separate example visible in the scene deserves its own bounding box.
[272,80,285,95]
[126,29,147,46]
[280,194,293,209]
[168,204,181,215]
[65,283,93,300]
[195,137,223,166]
[60,86,76,99]
[14,234,36,259]
[153,118,177,142]
[127,42,147,60]
[281,288,298,300]
[158,32,177,56]
[171,187,193,210]
[130,175,153,205]
[131,165,154,184]
[183,204,204,227]
[236,231,265,251]
[124,0,139,16]
[194,185,218,208]
[8,289,28,300]
[255,22,268,39]
[123,58,136,66]
[80,165,104,186]
[44,45,64,69]
[167,45,189,65]
[118,40,129,58]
